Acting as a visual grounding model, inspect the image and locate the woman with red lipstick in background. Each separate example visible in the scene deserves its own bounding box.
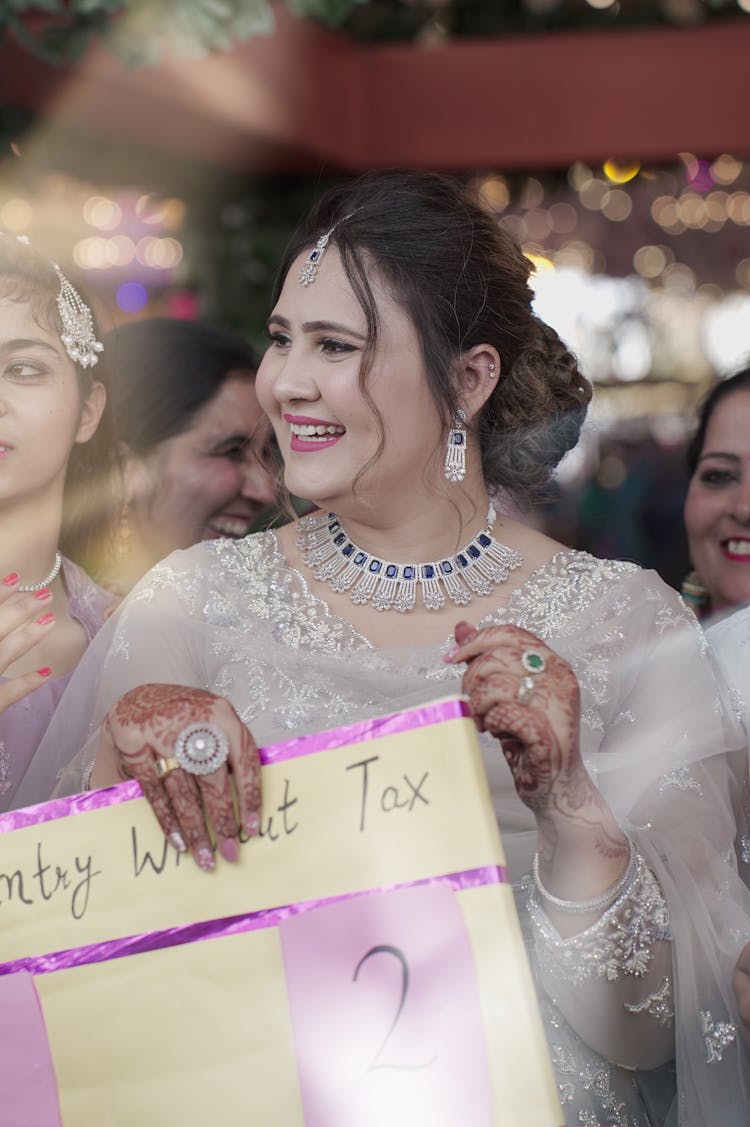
[28,172,750,1124]
[683,367,750,620]
[0,231,115,811]
[94,318,277,596]
[691,368,750,1057]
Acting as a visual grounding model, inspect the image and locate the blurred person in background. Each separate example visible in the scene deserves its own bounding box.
[0,230,116,810]
[683,367,750,621]
[96,318,277,595]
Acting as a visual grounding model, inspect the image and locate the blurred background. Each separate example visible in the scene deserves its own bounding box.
[2,0,749,590]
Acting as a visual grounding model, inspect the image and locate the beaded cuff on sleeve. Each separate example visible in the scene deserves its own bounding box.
[528,850,672,987]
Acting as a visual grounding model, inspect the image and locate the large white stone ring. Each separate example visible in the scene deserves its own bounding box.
[174,721,230,776]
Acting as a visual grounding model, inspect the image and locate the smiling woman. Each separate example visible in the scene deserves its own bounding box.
[23,171,750,1125]
[0,230,116,810]
[683,367,750,619]
[94,318,278,596]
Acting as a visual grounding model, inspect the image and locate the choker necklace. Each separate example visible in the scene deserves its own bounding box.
[19,551,63,593]
[297,507,523,613]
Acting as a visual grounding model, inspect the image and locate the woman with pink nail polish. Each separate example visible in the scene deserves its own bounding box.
[0,232,116,811]
[26,172,750,1124]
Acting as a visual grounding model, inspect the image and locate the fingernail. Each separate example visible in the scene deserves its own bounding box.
[219,837,239,863]
[35,612,55,626]
[36,667,52,679]
[169,831,186,853]
[2,572,19,586]
[33,588,52,601]
[244,812,260,837]
[196,848,215,871]
[443,645,460,663]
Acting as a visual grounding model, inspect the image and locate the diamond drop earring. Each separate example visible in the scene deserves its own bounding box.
[444,409,467,483]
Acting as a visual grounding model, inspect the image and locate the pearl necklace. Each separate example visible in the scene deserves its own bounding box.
[297,507,523,613]
[19,551,63,593]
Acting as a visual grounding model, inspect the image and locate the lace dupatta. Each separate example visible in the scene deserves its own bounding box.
[15,533,750,1125]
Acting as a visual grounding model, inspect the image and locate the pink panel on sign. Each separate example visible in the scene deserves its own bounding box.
[280,885,493,1127]
[0,972,61,1127]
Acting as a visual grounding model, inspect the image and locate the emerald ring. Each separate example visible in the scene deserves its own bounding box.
[521,650,546,675]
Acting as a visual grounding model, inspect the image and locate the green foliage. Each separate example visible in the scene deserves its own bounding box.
[284,0,365,28]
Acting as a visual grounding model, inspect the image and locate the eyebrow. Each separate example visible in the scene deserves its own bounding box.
[208,432,252,452]
[0,337,60,356]
[267,314,367,341]
[698,451,741,464]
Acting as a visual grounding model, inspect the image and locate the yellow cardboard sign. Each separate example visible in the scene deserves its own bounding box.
[0,697,562,1126]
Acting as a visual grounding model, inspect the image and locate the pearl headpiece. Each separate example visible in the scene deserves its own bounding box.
[1,232,103,368]
[51,261,104,368]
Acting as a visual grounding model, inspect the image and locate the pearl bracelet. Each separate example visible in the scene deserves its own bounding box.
[532,836,635,916]
[81,759,96,793]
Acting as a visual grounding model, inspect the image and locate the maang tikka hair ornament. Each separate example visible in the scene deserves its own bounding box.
[0,232,103,368]
[298,211,359,286]
[52,262,104,368]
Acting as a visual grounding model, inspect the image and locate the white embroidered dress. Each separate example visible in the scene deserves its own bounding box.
[18,533,750,1125]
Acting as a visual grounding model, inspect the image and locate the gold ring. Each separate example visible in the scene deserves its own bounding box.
[155,756,180,779]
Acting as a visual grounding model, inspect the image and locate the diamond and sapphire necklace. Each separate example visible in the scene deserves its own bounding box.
[296,506,523,613]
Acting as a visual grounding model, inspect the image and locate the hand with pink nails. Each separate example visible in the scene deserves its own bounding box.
[0,572,56,714]
[97,683,262,871]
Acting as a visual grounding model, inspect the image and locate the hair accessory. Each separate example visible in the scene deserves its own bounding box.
[532,836,636,915]
[444,409,467,483]
[174,721,230,776]
[51,262,104,368]
[297,505,523,613]
[0,231,103,367]
[19,550,62,593]
[298,210,358,287]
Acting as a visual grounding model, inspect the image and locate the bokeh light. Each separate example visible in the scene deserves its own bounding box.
[116,282,148,314]
[0,198,33,231]
[82,196,122,231]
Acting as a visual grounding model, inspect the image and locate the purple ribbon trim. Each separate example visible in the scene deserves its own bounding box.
[0,865,507,978]
[0,697,472,833]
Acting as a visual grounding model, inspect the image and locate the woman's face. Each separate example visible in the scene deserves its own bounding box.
[0,297,103,507]
[255,246,444,518]
[684,389,750,612]
[134,373,276,550]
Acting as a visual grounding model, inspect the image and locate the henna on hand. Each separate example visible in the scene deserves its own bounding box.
[448,622,626,862]
[105,683,262,870]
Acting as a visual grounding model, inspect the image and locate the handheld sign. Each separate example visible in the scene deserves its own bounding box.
[0,696,562,1126]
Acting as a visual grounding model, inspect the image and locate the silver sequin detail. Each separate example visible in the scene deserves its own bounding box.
[529,852,672,985]
[700,1010,736,1064]
[657,766,703,797]
[624,977,674,1026]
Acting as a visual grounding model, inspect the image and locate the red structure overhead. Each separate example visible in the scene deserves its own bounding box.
[1,8,749,175]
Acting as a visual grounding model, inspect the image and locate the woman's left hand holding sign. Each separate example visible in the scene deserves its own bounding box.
[99,683,262,870]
